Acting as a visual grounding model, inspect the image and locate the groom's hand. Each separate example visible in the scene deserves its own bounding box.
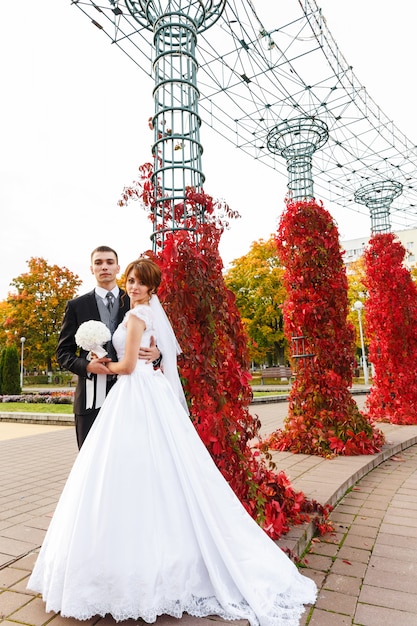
[139,336,161,364]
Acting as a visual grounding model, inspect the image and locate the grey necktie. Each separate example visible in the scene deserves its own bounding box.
[106,292,115,312]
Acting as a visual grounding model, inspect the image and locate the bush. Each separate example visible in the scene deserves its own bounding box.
[23,375,50,385]
[1,346,21,394]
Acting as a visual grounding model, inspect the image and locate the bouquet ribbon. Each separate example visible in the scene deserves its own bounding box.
[86,374,107,410]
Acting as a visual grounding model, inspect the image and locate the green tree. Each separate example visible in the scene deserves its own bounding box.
[346,256,369,360]
[1,346,20,394]
[5,258,82,372]
[410,263,417,287]
[224,237,286,366]
[0,300,13,350]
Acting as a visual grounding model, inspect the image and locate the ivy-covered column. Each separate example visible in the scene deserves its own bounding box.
[364,233,417,424]
[353,180,417,423]
[263,118,383,456]
[264,200,384,456]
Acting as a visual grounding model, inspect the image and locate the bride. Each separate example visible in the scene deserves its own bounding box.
[28,257,316,625]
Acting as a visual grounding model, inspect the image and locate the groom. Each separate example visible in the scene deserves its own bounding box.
[57,245,161,448]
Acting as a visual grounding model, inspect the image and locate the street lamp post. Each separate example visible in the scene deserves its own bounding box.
[20,337,26,389]
[353,301,369,385]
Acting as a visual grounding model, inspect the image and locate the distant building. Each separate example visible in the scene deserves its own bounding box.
[341,228,417,270]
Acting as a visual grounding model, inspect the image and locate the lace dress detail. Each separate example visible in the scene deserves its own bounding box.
[28,306,316,625]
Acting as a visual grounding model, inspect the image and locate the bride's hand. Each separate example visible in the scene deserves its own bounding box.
[87,357,112,375]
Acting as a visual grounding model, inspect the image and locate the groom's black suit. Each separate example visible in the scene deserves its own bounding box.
[57,289,130,448]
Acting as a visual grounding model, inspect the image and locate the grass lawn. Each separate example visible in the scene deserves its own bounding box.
[0,403,73,414]
[1,391,288,412]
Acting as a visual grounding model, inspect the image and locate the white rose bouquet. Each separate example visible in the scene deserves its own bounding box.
[75,320,111,359]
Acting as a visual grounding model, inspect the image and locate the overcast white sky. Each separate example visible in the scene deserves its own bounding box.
[1,1,416,299]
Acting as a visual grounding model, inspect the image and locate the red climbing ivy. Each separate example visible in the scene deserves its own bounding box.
[262,199,384,457]
[364,233,417,424]
[120,166,331,538]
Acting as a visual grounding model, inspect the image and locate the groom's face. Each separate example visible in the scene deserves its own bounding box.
[91,251,120,290]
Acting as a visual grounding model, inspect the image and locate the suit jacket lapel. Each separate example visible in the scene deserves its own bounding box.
[87,290,101,321]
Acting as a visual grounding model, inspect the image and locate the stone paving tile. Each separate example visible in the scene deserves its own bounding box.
[341,533,374,550]
[8,596,56,626]
[0,589,34,619]
[359,583,417,613]
[0,553,13,568]
[394,491,417,501]
[0,567,28,589]
[301,553,333,573]
[337,545,371,564]
[0,525,46,545]
[320,530,345,545]
[376,532,417,549]
[306,608,352,625]
[357,504,390,517]
[0,513,35,528]
[328,511,356,525]
[299,568,326,590]
[323,573,362,597]
[10,552,38,571]
[378,521,417,537]
[333,503,361,516]
[367,554,415,576]
[0,537,36,558]
[363,568,416,595]
[372,543,417,561]
[314,588,357,616]
[9,572,31,594]
[307,539,339,557]
[350,514,381,528]
[346,523,379,540]
[384,512,417,526]
[329,558,368,579]
[344,490,371,502]
[354,602,417,626]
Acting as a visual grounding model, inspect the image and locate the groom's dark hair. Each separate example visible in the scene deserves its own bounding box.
[91,246,118,263]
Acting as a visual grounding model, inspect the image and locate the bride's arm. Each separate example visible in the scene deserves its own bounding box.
[107,315,145,375]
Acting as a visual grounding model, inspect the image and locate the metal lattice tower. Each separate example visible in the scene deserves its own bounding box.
[124,0,226,246]
[354,181,403,235]
[71,0,417,234]
[266,117,328,202]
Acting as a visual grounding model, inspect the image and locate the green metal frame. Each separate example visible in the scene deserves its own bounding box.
[354,181,403,234]
[267,117,329,202]
[125,0,226,248]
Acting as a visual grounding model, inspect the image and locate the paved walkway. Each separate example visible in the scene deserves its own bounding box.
[1,396,417,625]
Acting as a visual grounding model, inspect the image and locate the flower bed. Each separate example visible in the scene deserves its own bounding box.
[0,391,74,405]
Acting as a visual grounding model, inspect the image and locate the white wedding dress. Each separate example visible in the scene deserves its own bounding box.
[28,305,316,625]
